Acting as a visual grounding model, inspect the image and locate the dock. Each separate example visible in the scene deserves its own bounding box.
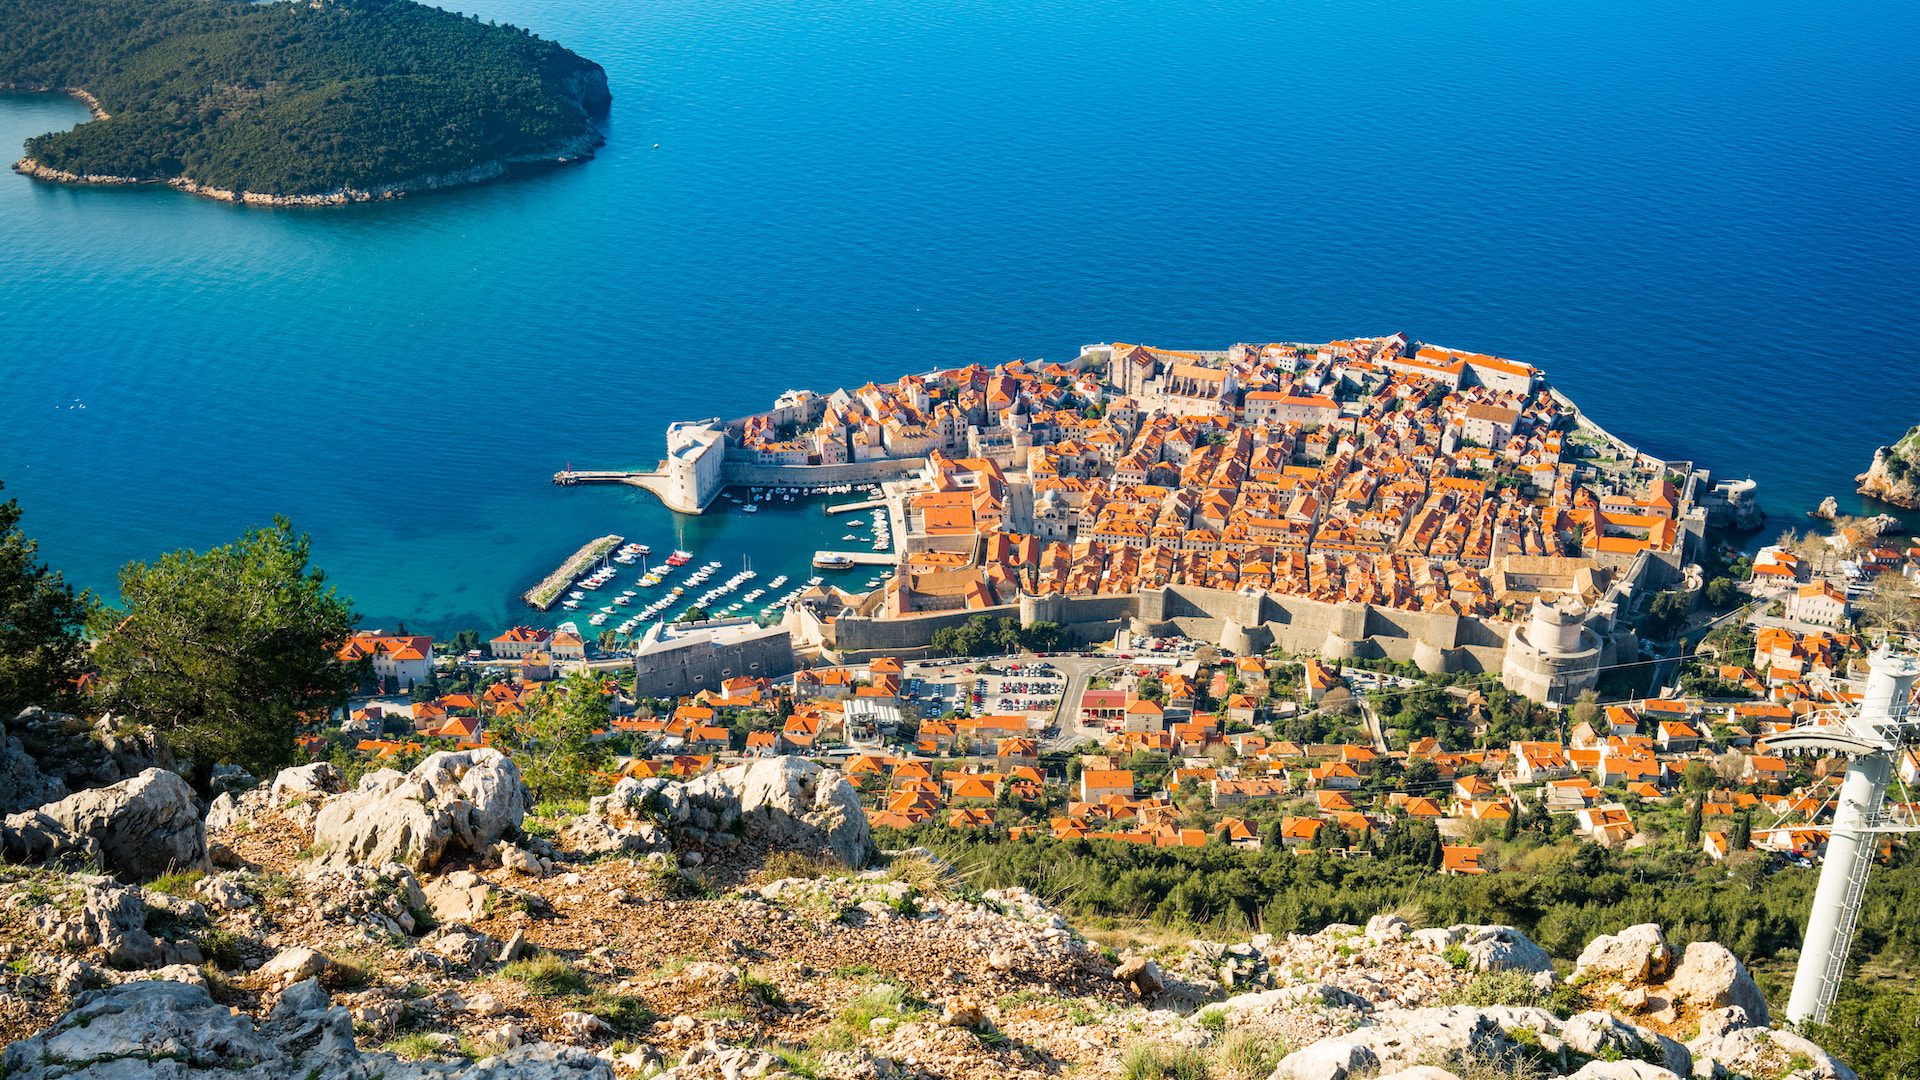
[824,498,886,515]
[523,534,623,610]
[812,550,898,567]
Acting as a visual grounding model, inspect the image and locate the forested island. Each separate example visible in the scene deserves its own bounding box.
[0,0,611,204]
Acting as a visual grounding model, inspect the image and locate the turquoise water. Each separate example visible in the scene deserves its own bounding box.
[3,0,1918,634]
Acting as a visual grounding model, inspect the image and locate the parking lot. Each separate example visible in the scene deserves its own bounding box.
[904,659,1066,723]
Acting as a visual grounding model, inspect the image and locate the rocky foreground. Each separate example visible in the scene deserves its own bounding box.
[0,739,1859,1080]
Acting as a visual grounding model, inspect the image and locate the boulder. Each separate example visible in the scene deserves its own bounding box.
[1366,913,1409,942]
[1112,954,1165,998]
[1568,1064,1681,1080]
[680,755,871,867]
[1,768,205,881]
[311,749,529,871]
[1214,983,1373,1017]
[0,978,615,1079]
[1664,942,1770,1027]
[1687,1024,1856,1080]
[1559,1011,1690,1076]
[258,946,331,987]
[0,731,64,813]
[424,868,501,923]
[1283,1005,1558,1076]
[1270,1038,1381,1080]
[269,761,343,803]
[1458,925,1554,977]
[27,877,197,969]
[1575,924,1673,986]
[302,862,430,937]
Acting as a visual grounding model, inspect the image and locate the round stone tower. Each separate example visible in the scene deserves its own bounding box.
[1500,595,1602,704]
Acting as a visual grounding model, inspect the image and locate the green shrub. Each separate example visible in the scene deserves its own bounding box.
[500,952,587,997]
[1212,1029,1286,1080]
[741,973,786,1007]
[1442,944,1472,969]
[1120,1041,1211,1080]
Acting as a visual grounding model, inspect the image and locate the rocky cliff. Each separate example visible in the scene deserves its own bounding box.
[1856,428,1920,509]
[0,755,1861,1080]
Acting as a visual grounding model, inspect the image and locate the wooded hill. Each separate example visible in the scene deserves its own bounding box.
[0,0,610,197]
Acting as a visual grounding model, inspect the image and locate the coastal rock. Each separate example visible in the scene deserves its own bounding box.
[0,767,205,881]
[678,755,871,867]
[311,749,529,871]
[1857,433,1920,510]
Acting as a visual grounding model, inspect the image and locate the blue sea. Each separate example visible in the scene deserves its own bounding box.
[2,0,1917,635]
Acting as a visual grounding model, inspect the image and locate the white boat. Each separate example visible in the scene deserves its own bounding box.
[743,504,759,514]
[561,600,581,610]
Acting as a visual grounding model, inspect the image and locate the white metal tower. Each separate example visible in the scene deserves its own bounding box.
[1766,644,1920,1025]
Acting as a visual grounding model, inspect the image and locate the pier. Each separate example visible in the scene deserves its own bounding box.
[824,498,886,515]
[523,534,623,610]
[553,470,649,486]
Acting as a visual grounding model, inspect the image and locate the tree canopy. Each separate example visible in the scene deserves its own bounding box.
[89,518,355,793]
[0,0,609,196]
[0,483,93,717]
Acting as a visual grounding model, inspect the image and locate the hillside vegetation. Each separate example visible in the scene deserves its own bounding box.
[0,0,610,198]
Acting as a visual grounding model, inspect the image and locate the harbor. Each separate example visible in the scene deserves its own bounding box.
[522,483,899,649]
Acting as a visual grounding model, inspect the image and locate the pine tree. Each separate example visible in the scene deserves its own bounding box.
[1685,795,1704,844]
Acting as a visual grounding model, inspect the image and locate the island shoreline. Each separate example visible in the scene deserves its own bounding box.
[2,77,609,208]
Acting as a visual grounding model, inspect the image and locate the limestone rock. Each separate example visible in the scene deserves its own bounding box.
[1664,942,1769,1027]
[0,731,64,814]
[1559,1011,1690,1076]
[269,761,343,803]
[0,767,205,881]
[311,749,530,871]
[424,869,501,923]
[680,755,871,867]
[1575,924,1672,986]
[1112,954,1165,998]
[0,978,615,1079]
[1366,913,1409,942]
[258,946,331,987]
[1458,925,1554,977]
[27,877,196,969]
[1687,1024,1855,1080]
[1271,1037,1381,1079]
[1568,1064,1682,1080]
